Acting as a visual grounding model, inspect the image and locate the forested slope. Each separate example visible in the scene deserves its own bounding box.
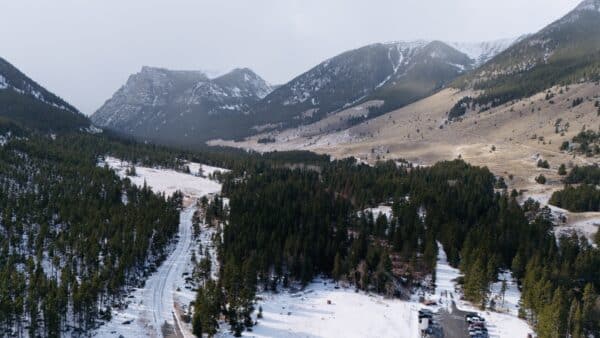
[193,159,600,337]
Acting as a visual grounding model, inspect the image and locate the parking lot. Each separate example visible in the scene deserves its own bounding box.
[421,302,490,338]
[437,303,469,338]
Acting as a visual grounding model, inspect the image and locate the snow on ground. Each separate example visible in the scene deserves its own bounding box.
[432,242,460,310]
[524,190,599,245]
[96,156,533,337]
[216,243,530,338]
[101,156,222,198]
[525,191,568,219]
[95,157,225,338]
[186,161,230,178]
[488,270,521,316]
[96,206,198,338]
[218,279,420,338]
[555,218,599,247]
[362,205,392,219]
[432,243,533,338]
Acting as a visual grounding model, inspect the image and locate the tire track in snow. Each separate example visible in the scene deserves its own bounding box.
[149,205,196,337]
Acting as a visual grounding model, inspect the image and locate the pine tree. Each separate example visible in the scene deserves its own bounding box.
[332,252,344,280]
[581,283,598,335]
[537,287,567,338]
[558,163,567,176]
[568,299,583,338]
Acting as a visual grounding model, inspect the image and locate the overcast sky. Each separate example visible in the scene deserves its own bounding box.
[0,0,582,115]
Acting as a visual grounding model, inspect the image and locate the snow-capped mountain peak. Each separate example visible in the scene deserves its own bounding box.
[213,68,273,99]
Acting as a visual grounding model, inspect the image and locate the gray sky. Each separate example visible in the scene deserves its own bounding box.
[0,0,582,115]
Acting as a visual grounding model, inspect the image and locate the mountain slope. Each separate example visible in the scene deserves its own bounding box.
[365,41,477,116]
[248,41,480,131]
[0,57,89,132]
[94,39,512,147]
[455,0,600,106]
[247,38,517,134]
[91,67,273,146]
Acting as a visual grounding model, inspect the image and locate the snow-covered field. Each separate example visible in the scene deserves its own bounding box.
[219,280,420,338]
[95,157,225,337]
[101,156,225,198]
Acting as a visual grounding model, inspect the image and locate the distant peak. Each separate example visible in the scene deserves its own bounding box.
[216,68,264,83]
[226,67,256,77]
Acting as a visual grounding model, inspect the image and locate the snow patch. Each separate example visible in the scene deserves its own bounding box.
[449,38,517,65]
[0,74,8,89]
[363,205,393,219]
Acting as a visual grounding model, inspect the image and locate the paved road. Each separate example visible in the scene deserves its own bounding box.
[438,302,469,338]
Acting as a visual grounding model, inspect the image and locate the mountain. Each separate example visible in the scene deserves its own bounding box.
[93,39,513,147]
[455,0,600,106]
[247,39,512,133]
[0,56,90,132]
[91,66,273,146]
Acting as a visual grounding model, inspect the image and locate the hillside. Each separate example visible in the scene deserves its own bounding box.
[455,0,600,107]
[91,67,273,146]
[0,56,90,132]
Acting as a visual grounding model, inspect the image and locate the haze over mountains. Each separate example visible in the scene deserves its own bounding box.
[91,67,272,145]
[90,38,516,146]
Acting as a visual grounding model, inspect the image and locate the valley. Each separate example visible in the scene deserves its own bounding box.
[0,1,599,337]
